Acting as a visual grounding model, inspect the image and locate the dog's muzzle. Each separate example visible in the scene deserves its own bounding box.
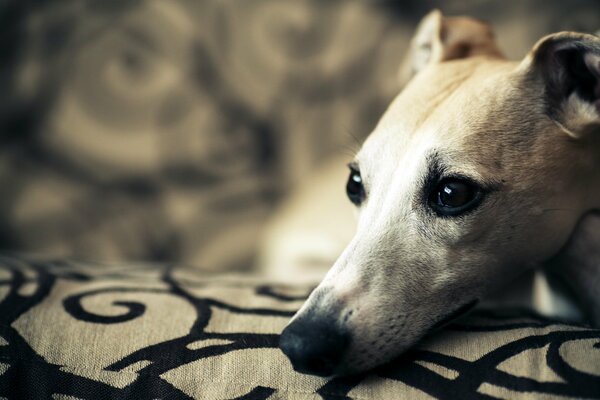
[279,314,351,377]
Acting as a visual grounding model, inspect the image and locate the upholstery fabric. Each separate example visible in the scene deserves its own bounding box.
[1,255,599,399]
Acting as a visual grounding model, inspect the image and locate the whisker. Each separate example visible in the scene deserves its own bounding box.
[339,144,359,158]
[541,208,573,213]
[341,124,364,150]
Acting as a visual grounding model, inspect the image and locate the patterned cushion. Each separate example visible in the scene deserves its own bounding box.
[1,255,599,399]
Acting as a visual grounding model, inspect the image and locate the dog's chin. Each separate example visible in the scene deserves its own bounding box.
[323,300,480,377]
[430,299,479,331]
[326,342,415,378]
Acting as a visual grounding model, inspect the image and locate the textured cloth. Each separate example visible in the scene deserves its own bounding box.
[0,255,599,399]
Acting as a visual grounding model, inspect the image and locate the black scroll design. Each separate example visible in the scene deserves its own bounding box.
[0,258,297,399]
[63,287,168,324]
[100,264,292,380]
[0,256,55,325]
[231,386,276,400]
[255,285,313,302]
[373,321,600,399]
[1,257,600,400]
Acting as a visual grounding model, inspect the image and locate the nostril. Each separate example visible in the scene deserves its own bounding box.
[279,329,304,362]
[279,318,350,377]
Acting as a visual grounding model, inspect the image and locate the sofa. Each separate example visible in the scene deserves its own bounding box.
[1,255,599,399]
[1,1,600,399]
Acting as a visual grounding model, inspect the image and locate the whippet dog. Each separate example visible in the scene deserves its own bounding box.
[278,10,600,377]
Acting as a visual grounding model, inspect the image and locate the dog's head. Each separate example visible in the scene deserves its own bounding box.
[280,10,600,377]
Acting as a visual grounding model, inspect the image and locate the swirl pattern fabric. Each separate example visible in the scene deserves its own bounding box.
[0,255,599,399]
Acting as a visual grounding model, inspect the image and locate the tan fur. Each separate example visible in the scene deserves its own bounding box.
[276,10,600,376]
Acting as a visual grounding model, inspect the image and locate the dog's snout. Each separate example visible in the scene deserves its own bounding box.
[279,316,350,377]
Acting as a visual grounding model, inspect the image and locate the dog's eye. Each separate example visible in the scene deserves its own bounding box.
[346,167,365,206]
[430,178,482,216]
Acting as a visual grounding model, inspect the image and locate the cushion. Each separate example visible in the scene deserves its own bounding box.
[0,255,599,399]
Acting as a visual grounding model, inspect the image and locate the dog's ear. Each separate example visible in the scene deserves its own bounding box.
[522,32,600,138]
[398,9,503,87]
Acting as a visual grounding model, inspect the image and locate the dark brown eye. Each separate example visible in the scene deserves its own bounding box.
[430,178,482,216]
[346,168,365,206]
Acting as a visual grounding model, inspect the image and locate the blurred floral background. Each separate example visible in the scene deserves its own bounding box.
[0,0,598,271]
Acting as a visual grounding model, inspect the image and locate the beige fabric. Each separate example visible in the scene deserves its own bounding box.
[0,256,598,399]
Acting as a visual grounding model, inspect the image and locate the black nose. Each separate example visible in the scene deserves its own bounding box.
[279,316,350,377]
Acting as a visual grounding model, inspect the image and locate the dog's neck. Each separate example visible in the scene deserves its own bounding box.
[582,132,600,208]
[538,127,600,326]
[545,210,600,326]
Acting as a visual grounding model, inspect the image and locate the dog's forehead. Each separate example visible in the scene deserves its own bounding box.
[358,57,532,176]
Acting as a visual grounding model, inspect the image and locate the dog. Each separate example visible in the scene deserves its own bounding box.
[275,10,600,377]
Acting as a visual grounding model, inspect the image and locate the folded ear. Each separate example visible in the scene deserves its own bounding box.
[523,32,600,137]
[398,9,503,87]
